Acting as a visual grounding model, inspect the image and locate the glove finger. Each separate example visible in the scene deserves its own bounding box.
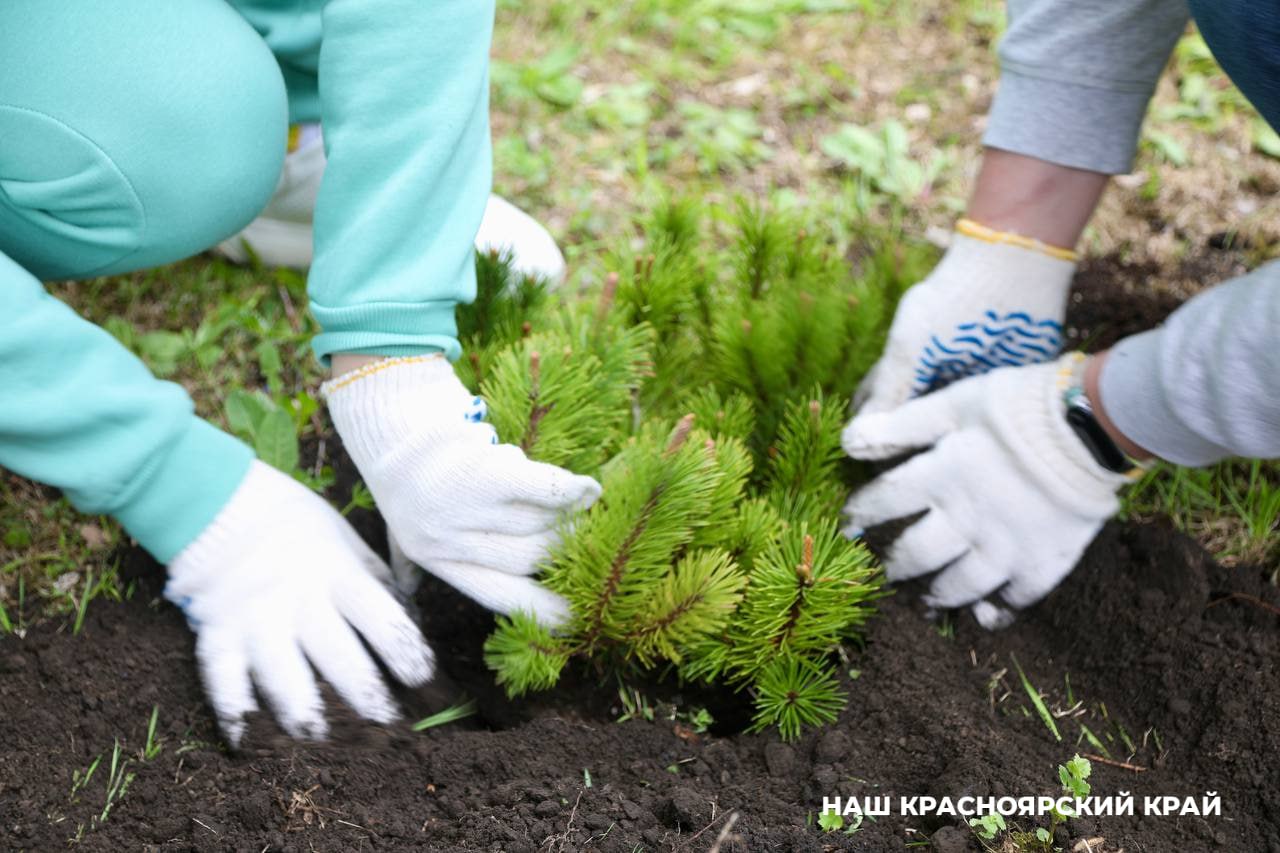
[842,452,937,533]
[922,549,1009,610]
[301,613,399,725]
[998,541,1090,610]
[426,560,571,628]
[334,570,436,688]
[194,627,257,748]
[882,509,970,583]
[852,356,913,417]
[492,452,602,513]
[332,514,398,588]
[841,381,971,461]
[441,529,560,576]
[248,628,328,740]
[971,599,1016,630]
[458,503,563,536]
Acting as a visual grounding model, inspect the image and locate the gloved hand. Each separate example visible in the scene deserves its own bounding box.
[854,219,1077,415]
[842,354,1136,628]
[323,355,601,626]
[165,460,436,747]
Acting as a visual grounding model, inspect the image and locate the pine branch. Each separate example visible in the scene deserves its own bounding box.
[484,612,574,697]
[552,416,721,648]
[763,390,848,524]
[625,548,745,667]
[749,657,847,741]
[774,534,816,650]
[724,520,879,674]
[519,350,552,453]
[682,388,755,444]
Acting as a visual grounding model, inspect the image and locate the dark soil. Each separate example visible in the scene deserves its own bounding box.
[1,258,1276,852]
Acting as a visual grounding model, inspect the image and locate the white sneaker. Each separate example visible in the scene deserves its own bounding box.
[214,125,567,284]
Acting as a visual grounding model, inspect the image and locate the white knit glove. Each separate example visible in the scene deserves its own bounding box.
[165,461,435,747]
[323,356,601,625]
[855,220,1077,415]
[842,354,1135,628]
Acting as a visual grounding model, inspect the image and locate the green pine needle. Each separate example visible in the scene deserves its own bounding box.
[625,548,745,667]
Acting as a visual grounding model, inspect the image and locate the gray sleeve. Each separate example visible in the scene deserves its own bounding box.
[1099,265,1280,466]
[984,0,1190,174]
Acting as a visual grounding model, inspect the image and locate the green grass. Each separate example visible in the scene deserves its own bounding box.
[1126,458,1280,568]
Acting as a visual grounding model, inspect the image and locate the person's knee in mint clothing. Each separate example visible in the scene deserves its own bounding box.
[0,0,287,280]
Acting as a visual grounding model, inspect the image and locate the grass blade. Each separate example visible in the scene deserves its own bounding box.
[412,698,477,731]
[1011,654,1061,742]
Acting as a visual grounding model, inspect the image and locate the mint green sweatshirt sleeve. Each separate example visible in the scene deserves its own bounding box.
[234,0,496,363]
[0,253,255,562]
[0,0,284,562]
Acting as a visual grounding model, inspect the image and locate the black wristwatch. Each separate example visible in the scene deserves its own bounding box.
[1063,386,1141,475]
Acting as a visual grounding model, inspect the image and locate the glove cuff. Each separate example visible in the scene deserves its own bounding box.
[320,354,453,400]
[1000,355,1132,518]
[165,460,293,597]
[932,222,1078,307]
[322,355,485,472]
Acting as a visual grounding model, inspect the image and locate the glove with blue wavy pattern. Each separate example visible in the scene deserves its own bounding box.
[853,219,1077,415]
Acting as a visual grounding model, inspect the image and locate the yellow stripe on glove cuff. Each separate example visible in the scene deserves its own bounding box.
[955,218,1079,263]
[321,354,445,397]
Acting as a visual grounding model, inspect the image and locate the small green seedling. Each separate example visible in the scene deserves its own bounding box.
[968,812,1005,841]
[69,755,102,802]
[818,810,843,832]
[339,481,375,516]
[224,389,300,476]
[1077,723,1110,758]
[616,685,655,723]
[141,706,163,761]
[99,739,136,824]
[71,569,93,635]
[681,707,714,734]
[1043,755,1092,848]
[1059,754,1092,799]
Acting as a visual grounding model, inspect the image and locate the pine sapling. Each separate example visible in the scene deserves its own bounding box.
[467,203,928,737]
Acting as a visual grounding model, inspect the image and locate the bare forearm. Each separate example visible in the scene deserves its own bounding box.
[967,148,1109,249]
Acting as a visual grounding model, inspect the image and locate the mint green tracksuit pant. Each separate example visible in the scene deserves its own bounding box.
[0,0,494,562]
